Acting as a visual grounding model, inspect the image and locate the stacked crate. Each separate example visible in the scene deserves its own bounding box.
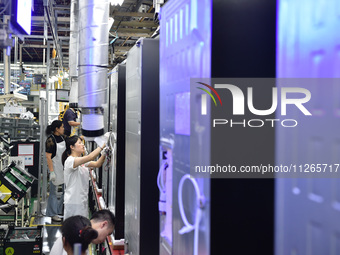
[0,118,40,140]
[0,118,16,138]
[15,119,34,139]
[31,127,41,140]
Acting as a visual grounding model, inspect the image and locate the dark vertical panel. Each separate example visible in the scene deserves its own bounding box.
[125,39,159,255]
[211,0,276,254]
[115,64,126,239]
[212,0,276,78]
[140,39,160,255]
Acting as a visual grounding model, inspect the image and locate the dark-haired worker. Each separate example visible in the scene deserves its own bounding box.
[50,209,115,255]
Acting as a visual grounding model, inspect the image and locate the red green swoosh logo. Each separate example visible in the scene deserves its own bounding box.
[196,82,222,106]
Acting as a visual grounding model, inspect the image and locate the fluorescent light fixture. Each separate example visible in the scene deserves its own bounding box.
[110,0,124,6]
[10,0,32,35]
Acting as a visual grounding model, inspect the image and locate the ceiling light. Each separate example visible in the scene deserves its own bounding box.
[110,0,124,6]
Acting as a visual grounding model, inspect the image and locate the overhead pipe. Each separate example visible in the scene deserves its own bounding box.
[78,0,109,138]
[69,0,79,108]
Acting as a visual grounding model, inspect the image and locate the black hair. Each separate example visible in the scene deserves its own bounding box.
[91,210,115,229]
[61,215,98,253]
[46,120,63,136]
[62,135,80,166]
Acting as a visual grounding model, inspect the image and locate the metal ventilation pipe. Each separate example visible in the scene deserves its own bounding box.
[68,0,79,108]
[78,0,108,138]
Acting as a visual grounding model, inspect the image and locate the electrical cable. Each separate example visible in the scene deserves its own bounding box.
[178,174,203,255]
[157,162,167,192]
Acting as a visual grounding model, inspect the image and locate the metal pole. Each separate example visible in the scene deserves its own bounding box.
[43,38,46,66]
[14,37,18,84]
[3,15,11,94]
[41,97,48,208]
[42,42,50,205]
[47,42,50,90]
[37,42,50,217]
[15,200,18,226]
[36,97,46,216]
[14,37,18,64]
[21,194,24,227]
[20,44,22,64]
[19,44,24,81]
[4,48,10,94]
[41,99,48,204]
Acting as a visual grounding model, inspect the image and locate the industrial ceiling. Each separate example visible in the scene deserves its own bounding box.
[0,0,160,68]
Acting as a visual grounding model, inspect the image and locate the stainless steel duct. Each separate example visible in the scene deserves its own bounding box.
[69,0,79,108]
[78,0,109,137]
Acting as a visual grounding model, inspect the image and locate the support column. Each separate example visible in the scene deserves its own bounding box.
[4,48,11,94]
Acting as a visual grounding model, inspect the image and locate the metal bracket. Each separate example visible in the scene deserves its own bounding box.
[0,28,14,49]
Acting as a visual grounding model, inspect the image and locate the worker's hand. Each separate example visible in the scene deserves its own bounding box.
[101,146,110,156]
[49,171,56,182]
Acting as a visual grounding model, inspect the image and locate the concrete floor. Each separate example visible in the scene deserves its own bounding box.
[32,215,62,255]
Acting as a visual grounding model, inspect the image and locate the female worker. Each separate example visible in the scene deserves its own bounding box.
[45,120,65,222]
[61,215,98,255]
[62,135,106,220]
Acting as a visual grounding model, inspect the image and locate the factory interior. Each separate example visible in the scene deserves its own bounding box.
[0,0,340,254]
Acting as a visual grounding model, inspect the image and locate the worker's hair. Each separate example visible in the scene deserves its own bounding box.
[61,215,98,253]
[61,135,80,166]
[46,120,63,135]
[91,210,115,228]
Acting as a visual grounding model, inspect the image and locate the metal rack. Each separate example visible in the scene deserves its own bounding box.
[0,191,31,227]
